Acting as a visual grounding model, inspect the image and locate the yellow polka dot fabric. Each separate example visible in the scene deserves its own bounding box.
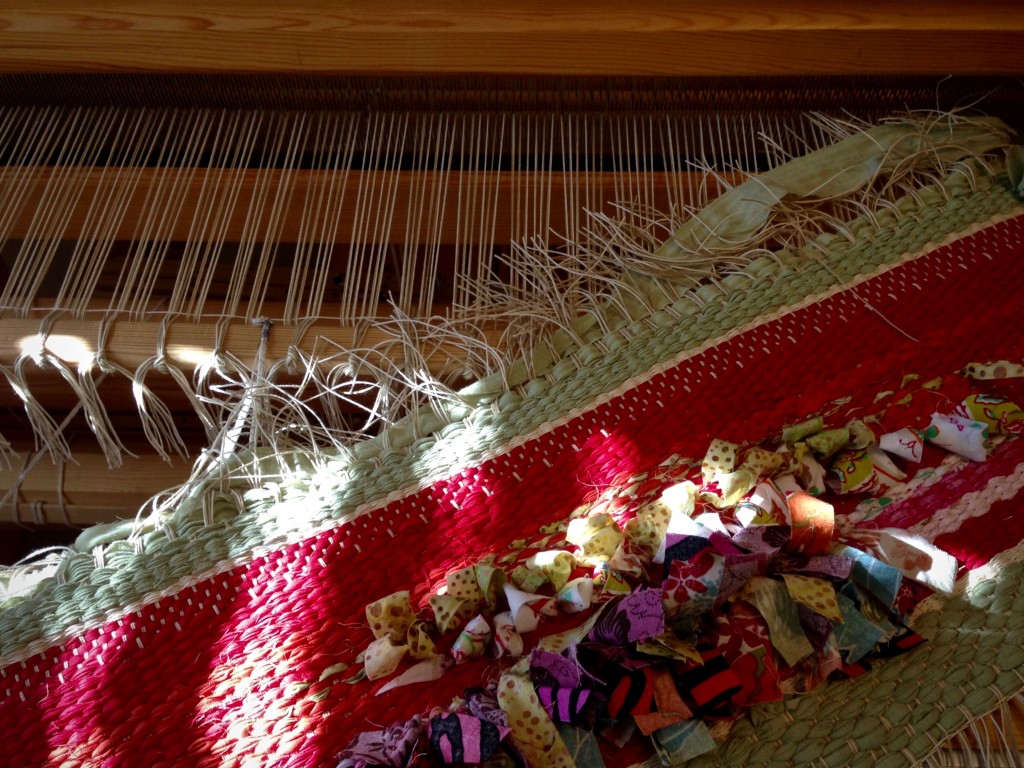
[624,500,671,559]
[496,672,574,767]
[700,468,757,508]
[510,564,549,593]
[566,513,624,565]
[363,636,406,680]
[365,590,414,642]
[429,594,466,633]
[445,566,484,604]
[525,551,576,591]
[406,620,438,659]
[964,360,1024,380]
[740,446,785,478]
[782,573,843,622]
[475,564,506,611]
[702,438,740,483]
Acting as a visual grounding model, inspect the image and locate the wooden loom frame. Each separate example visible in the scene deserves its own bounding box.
[0,0,1022,527]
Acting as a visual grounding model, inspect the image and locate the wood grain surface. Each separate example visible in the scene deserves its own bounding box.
[0,1,1020,76]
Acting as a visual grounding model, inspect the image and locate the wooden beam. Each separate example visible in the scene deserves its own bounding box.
[0,451,191,527]
[0,315,506,373]
[0,1,1019,77]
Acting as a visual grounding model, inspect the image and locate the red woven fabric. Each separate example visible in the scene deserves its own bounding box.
[3,214,1024,767]
[870,436,1024,531]
[935,495,1024,571]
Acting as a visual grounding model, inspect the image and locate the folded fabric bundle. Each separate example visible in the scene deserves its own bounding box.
[2,113,1024,768]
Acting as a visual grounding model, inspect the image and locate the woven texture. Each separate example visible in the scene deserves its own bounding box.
[2,137,1024,767]
[1,174,1018,666]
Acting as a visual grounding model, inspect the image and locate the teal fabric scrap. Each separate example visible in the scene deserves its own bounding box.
[653,719,717,766]
[834,544,903,607]
[833,592,885,664]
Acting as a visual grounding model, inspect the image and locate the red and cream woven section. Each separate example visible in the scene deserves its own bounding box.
[2,212,1024,767]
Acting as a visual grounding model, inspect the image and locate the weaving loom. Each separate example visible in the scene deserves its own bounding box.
[2,3,1024,767]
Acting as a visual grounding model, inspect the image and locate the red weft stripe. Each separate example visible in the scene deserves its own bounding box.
[2,214,1023,767]
[934,493,1024,570]
[872,437,1024,531]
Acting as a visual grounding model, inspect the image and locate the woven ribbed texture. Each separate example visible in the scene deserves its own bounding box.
[1,176,1018,667]
[2,172,1024,765]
